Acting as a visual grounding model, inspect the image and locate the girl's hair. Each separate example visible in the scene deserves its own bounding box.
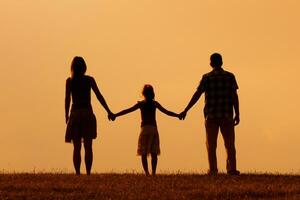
[142,84,155,100]
[71,56,87,78]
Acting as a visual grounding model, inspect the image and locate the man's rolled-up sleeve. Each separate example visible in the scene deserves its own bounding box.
[197,75,206,93]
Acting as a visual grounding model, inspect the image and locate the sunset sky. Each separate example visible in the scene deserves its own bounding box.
[1,0,300,173]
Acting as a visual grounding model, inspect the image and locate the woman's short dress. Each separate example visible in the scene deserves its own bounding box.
[137,125,160,156]
[65,108,97,142]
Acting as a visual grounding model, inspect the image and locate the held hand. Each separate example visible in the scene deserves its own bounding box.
[111,113,116,121]
[179,111,187,120]
[108,112,116,121]
[234,115,240,126]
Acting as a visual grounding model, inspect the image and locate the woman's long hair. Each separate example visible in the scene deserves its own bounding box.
[71,56,87,78]
[142,84,155,101]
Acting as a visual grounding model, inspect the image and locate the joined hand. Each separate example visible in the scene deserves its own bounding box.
[108,112,116,121]
[179,111,187,120]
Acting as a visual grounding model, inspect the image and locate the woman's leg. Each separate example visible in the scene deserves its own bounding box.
[151,153,157,176]
[141,154,150,175]
[73,140,82,175]
[84,139,93,175]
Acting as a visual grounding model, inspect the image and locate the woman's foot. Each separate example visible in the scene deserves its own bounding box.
[227,170,240,176]
[207,169,218,176]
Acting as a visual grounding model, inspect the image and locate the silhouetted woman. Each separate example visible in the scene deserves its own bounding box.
[65,56,113,175]
[113,84,179,176]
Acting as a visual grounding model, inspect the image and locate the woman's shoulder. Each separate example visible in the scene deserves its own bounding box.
[84,75,94,80]
[66,77,72,84]
[83,75,96,85]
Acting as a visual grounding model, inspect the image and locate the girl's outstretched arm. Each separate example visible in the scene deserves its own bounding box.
[91,77,112,115]
[155,101,179,118]
[115,103,140,118]
[65,78,71,124]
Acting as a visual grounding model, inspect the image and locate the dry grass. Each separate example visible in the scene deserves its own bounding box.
[0,173,299,199]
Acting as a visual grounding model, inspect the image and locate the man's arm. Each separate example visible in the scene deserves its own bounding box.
[179,89,203,120]
[233,90,240,126]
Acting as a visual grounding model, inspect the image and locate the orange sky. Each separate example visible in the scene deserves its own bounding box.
[1,0,300,173]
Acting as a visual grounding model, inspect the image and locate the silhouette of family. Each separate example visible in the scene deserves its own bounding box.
[65,53,240,176]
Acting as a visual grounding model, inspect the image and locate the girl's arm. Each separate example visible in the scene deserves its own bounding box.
[155,101,179,118]
[115,103,140,118]
[65,78,71,123]
[91,77,113,115]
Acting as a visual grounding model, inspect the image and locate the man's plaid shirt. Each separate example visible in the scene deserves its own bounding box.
[197,68,238,119]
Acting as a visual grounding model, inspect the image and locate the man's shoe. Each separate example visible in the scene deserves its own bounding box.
[227,170,240,176]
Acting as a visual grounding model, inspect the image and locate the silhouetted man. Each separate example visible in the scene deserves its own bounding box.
[180,53,240,175]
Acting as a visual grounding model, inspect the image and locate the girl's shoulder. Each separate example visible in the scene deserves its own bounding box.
[138,100,158,107]
[152,100,159,106]
[137,100,145,106]
[67,75,93,81]
[153,100,160,108]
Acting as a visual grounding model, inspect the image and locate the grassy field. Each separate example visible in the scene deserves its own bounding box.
[0,173,299,199]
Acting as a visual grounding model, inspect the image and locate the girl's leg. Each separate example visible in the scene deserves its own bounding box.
[73,140,82,175]
[141,155,150,176]
[151,153,157,176]
[84,139,93,175]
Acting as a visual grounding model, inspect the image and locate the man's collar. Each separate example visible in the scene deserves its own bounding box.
[212,67,224,72]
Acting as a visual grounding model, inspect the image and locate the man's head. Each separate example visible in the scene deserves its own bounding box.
[210,53,223,69]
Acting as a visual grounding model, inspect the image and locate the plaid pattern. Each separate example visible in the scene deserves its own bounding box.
[197,68,238,119]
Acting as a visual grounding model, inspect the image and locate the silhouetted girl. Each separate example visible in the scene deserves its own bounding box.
[65,56,113,175]
[114,84,179,176]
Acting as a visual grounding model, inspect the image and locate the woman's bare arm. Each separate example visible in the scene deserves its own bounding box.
[91,77,112,115]
[155,101,179,118]
[65,78,71,123]
[115,104,140,118]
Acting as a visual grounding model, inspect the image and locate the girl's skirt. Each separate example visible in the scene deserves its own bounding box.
[65,108,97,143]
[137,125,160,156]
